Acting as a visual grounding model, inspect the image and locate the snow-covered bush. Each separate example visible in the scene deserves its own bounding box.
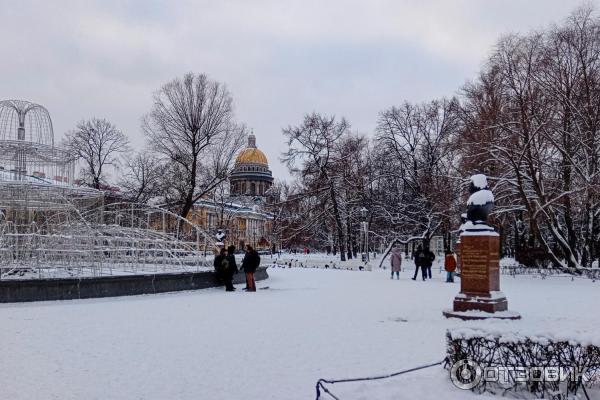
[446,328,600,398]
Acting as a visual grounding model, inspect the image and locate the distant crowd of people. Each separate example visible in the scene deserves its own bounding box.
[389,244,457,283]
[213,242,459,291]
[287,248,311,255]
[213,244,261,292]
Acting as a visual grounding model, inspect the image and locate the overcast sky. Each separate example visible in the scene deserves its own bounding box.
[0,0,593,180]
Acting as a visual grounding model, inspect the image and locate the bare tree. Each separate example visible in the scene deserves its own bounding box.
[375,98,461,247]
[143,73,246,218]
[282,113,353,261]
[118,151,164,203]
[459,6,600,272]
[276,5,600,273]
[63,118,130,189]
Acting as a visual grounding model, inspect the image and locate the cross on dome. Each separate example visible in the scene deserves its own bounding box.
[248,130,256,148]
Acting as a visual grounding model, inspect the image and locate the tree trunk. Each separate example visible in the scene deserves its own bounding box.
[346,214,353,260]
[327,180,346,261]
[180,153,198,219]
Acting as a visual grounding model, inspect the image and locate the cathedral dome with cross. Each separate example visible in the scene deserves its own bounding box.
[229,133,273,197]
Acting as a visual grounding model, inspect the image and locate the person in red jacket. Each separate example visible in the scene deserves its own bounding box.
[444,250,457,283]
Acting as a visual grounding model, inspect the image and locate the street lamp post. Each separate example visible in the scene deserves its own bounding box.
[360,207,369,262]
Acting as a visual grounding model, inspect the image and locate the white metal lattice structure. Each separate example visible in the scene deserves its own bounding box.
[0,100,54,145]
[0,100,75,184]
[0,100,216,279]
[0,201,217,279]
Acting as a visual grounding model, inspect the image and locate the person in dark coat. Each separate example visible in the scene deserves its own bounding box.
[214,247,226,281]
[412,244,426,281]
[241,245,260,292]
[423,246,435,280]
[223,245,238,292]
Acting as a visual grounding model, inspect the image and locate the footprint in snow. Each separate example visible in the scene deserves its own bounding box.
[379,317,408,323]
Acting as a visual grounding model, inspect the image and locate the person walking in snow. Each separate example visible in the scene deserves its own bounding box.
[241,244,260,292]
[223,245,238,292]
[423,246,435,280]
[412,244,426,280]
[390,246,402,279]
[214,247,226,282]
[444,250,457,283]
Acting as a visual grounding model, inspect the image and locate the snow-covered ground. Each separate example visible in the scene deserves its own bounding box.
[1,260,598,400]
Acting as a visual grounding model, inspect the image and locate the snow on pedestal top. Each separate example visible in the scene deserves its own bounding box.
[471,174,488,190]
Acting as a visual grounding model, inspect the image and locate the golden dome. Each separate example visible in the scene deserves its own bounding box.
[236,148,268,165]
[235,133,269,165]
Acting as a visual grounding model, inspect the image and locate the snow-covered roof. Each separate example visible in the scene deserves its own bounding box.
[194,199,274,218]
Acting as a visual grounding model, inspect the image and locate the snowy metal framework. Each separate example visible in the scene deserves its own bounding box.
[0,100,74,183]
[0,100,215,279]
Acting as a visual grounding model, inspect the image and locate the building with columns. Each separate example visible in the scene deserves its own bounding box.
[188,133,275,251]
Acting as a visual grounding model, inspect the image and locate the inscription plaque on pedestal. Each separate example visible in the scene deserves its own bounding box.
[460,235,499,296]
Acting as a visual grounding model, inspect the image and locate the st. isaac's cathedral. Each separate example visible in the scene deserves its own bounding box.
[189,133,275,251]
[229,133,273,197]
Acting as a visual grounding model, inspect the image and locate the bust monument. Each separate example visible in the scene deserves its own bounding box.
[443,174,520,320]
